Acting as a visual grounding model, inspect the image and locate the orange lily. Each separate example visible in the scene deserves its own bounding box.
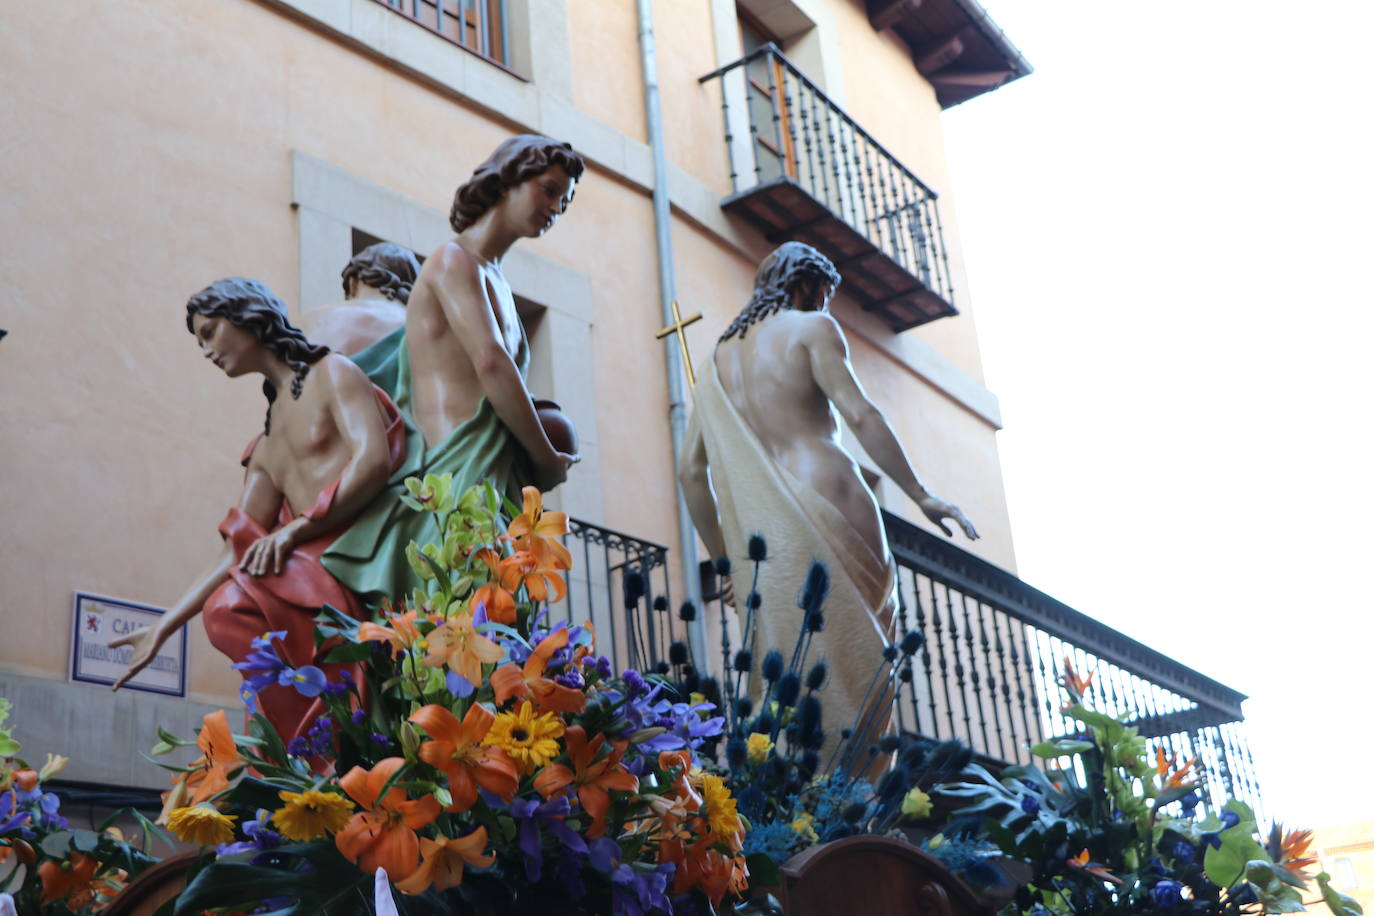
[499,550,567,604]
[422,609,505,686]
[38,852,98,905]
[159,710,240,821]
[657,750,704,812]
[410,704,518,812]
[11,769,38,793]
[358,608,425,652]
[534,726,639,838]
[335,758,441,878]
[393,828,496,895]
[491,628,587,714]
[508,486,572,570]
[660,836,744,906]
[469,549,518,625]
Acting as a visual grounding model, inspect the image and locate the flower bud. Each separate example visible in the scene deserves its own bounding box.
[399,722,422,758]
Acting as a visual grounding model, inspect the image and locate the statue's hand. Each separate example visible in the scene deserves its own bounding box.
[918,496,980,541]
[109,627,162,691]
[241,522,301,577]
[533,451,580,490]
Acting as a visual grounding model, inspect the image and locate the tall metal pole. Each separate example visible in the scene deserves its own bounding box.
[636,0,708,671]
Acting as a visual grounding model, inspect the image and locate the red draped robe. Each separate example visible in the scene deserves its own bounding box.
[202,387,406,746]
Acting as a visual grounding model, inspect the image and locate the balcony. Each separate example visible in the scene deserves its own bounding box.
[553,518,691,676]
[673,514,1261,818]
[700,44,958,331]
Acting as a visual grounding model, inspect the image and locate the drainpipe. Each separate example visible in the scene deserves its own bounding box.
[636,0,708,672]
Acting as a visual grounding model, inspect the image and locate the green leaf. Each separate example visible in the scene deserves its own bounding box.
[745,852,782,891]
[1204,832,1266,887]
[1318,871,1366,916]
[157,725,199,748]
[324,641,374,664]
[173,842,369,916]
[1030,738,1095,758]
[227,775,293,811]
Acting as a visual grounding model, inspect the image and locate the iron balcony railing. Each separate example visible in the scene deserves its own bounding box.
[699,44,957,328]
[559,511,1261,816]
[880,511,1262,817]
[552,518,691,677]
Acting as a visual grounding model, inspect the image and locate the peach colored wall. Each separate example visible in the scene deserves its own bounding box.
[828,0,988,384]
[566,2,646,144]
[1,0,1016,713]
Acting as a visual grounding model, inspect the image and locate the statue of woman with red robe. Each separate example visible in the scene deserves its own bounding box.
[112,278,405,746]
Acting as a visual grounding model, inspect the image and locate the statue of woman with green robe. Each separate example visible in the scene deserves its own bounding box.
[323,135,585,607]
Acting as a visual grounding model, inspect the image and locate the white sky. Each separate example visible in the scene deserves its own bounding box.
[940,0,1374,828]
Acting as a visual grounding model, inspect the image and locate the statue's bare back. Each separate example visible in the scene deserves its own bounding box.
[713,310,888,564]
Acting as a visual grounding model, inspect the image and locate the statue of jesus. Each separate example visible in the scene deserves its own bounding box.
[678,242,978,764]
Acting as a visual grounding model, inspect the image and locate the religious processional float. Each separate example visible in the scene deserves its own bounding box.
[1,477,1363,916]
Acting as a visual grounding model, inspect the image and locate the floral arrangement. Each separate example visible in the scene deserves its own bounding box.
[0,698,159,914]
[688,539,977,885]
[936,658,1363,916]
[152,479,748,915]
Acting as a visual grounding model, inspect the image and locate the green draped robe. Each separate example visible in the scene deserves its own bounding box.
[321,327,531,607]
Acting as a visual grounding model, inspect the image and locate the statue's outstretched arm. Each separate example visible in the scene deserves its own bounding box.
[111,464,284,689]
[430,244,576,484]
[805,315,978,540]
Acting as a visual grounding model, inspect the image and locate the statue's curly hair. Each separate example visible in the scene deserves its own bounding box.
[720,242,843,341]
[449,135,586,233]
[341,242,421,304]
[185,277,330,436]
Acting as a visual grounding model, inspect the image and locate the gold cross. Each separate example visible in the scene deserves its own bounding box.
[656,300,703,388]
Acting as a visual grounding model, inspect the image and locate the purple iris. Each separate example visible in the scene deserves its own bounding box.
[446,670,475,698]
[278,665,327,698]
[218,808,282,856]
[1150,879,1184,908]
[0,791,31,833]
[36,793,67,830]
[589,837,675,916]
[509,795,588,882]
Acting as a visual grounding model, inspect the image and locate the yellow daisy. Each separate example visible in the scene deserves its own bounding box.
[272,788,355,841]
[481,701,564,774]
[166,804,237,847]
[700,773,740,837]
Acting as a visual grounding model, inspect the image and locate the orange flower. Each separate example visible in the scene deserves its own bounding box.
[660,836,745,906]
[358,608,425,652]
[1067,849,1120,883]
[39,852,98,905]
[159,710,240,821]
[472,582,517,625]
[508,486,572,570]
[335,758,441,879]
[491,627,587,714]
[1155,748,1200,790]
[422,609,505,685]
[1278,827,1318,879]
[1060,655,1095,705]
[499,550,567,604]
[12,769,38,793]
[534,726,639,838]
[410,704,518,812]
[393,828,496,896]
